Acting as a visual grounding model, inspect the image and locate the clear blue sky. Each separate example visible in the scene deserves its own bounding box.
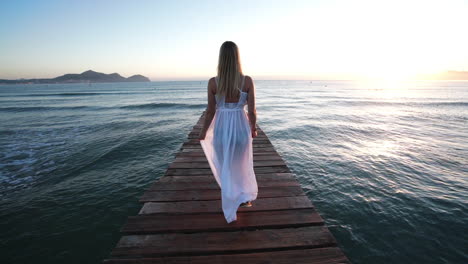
[1,0,467,80]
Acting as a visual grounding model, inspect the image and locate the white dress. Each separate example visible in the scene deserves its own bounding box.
[200,75,258,223]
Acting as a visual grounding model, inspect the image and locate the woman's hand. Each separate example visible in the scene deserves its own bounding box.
[251,127,257,138]
[198,130,207,140]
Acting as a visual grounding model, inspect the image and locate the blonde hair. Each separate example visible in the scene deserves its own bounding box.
[216,41,243,99]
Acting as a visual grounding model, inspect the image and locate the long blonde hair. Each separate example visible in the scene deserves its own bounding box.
[216,41,243,99]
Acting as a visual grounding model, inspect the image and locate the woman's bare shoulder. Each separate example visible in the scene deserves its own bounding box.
[244,75,254,92]
[208,77,216,93]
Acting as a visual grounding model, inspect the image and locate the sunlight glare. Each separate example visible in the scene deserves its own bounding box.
[239,0,468,80]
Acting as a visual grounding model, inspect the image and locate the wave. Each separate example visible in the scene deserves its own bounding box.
[31,92,110,96]
[424,102,468,106]
[1,102,206,112]
[120,103,206,110]
[327,100,468,107]
[0,92,152,97]
[0,106,93,112]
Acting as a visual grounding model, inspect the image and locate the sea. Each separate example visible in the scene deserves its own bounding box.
[0,80,467,264]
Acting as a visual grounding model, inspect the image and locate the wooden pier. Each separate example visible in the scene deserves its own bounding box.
[103,112,350,263]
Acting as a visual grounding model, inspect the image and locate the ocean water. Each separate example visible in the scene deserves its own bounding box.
[0,80,467,263]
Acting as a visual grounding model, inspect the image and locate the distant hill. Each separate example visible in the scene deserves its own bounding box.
[126,74,151,82]
[0,70,151,84]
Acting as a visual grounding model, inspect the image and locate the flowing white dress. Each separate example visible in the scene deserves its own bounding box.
[200,75,258,223]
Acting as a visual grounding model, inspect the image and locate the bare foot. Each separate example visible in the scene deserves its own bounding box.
[240,201,252,207]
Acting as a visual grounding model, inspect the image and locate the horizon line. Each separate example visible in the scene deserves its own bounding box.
[2,69,468,82]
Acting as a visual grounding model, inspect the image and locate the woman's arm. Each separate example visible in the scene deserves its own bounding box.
[199,78,216,140]
[246,76,257,138]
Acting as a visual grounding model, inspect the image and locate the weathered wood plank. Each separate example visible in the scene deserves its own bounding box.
[181,143,273,149]
[173,155,285,162]
[157,173,296,183]
[103,247,350,264]
[110,226,337,258]
[191,127,264,133]
[183,139,272,145]
[164,166,290,176]
[121,208,324,234]
[189,128,266,133]
[175,151,279,157]
[188,133,268,139]
[168,160,286,169]
[181,147,277,152]
[188,134,269,140]
[139,186,306,202]
[148,180,300,191]
[139,196,314,214]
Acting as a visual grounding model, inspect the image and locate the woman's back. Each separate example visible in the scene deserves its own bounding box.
[214,75,248,109]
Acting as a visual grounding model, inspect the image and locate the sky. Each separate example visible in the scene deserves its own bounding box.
[1,0,467,81]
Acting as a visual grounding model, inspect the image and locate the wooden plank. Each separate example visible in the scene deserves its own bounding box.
[184,138,272,143]
[157,173,297,183]
[168,160,286,169]
[173,155,285,162]
[181,143,273,149]
[181,147,277,152]
[189,129,266,134]
[188,135,269,140]
[188,133,268,139]
[110,226,337,258]
[191,127,265,133]
[183,139,272,145]
[121,208,324,234]
[189,128,266,133]
[165,166,290,176]
[147,180,300,191]
[103,247,350,264]
[175,151,279,157]
[189,129,264,134]
[139,186,306,202]
[139,196,314,214]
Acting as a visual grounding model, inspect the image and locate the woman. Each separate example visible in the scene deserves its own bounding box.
[199,41,258,223]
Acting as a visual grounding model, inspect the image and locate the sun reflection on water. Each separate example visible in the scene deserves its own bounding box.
[357,139,400,158]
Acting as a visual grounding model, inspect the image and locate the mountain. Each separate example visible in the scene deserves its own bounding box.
[0,70,151,84]
[127,74,151,82]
